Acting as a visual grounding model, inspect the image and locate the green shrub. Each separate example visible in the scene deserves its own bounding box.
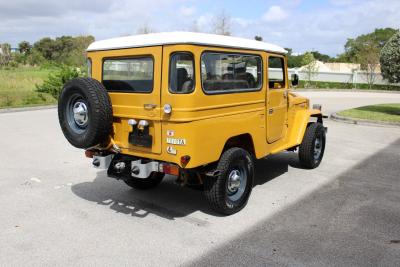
[2,95,13,107]
[21,92,49,106]
[36,65,84,99]
[27,49,47,66]
[380,31,400,83]
[8,61,19,68]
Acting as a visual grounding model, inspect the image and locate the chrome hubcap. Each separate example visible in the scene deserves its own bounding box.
[226,168,247,202]
[314,136,322,161]
[227,170,241,193]
[73,101,88,127]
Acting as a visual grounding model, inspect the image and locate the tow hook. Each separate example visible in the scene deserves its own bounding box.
[114,161,126,174]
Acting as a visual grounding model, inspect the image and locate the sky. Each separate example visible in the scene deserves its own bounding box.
[0,0,399,56]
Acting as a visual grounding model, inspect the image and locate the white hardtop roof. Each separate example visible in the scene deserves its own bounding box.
[87,32,287,54]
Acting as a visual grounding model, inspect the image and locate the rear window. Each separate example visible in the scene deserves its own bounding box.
[201,52,262,94]
[102,57,154,93]
[169,53,195,94]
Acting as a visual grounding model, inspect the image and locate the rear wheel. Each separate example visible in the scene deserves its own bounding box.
[299,122,326,169]
[124,172,165,190]
[204,148,254,215]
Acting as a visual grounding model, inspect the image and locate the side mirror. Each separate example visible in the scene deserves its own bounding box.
[291,73,299,87]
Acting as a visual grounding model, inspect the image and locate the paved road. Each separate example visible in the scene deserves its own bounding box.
[0,92,399,266]
[298,91,400,115]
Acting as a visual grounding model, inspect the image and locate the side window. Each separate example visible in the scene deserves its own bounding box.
[103,57,154,93]
[268,57,285,89]
[201,52,262,93]
[169,53,195,93]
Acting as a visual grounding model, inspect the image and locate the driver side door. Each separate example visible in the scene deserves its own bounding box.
[266,55,288,143]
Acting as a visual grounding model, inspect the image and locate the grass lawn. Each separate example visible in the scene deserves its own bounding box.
[0,66,56,108]
[337,103,400,123]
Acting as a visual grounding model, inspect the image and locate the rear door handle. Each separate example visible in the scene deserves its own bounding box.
[268,108,274,114]
[144,103,157,110]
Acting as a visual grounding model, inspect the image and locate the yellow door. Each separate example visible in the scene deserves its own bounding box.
[266,55,288,143]
[97,46,163,154]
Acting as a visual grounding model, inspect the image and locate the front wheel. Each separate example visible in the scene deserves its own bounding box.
[299,122,326,169]
[204,148,254,215]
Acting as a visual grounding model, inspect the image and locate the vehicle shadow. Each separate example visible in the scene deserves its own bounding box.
[71,152,302,220]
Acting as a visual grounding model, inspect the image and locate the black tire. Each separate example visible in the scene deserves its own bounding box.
[58,78,113,149]
[124,172,165,190]
[204,148,254,215]
[299,122,326,169]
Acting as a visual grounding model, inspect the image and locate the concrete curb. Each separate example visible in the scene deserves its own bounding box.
[0,105,56,114]
[330,113,400,128]
[295,89,400,94]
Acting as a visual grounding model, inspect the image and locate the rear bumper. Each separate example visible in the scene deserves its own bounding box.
[93,154,114,169]
[92,154,179,179]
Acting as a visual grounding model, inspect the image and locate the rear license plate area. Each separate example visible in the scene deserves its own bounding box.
[129,129,152,148]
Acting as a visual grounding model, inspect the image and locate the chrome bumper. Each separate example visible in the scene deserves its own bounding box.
[92,154,114,169]
[93,155,160,179]
[130,160,159,179]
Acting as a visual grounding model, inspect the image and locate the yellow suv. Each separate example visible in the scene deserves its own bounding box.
[58,32,326,215]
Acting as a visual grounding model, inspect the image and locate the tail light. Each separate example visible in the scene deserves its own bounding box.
[159,163,180,176]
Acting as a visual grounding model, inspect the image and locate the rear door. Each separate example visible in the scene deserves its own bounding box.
[102,47,162,154]
[266,55,288,143]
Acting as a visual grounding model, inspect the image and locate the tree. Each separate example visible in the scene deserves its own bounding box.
[212,10,231,36]
[34,37,55,60]
[26,49,46,66]
[63,35,95,66]
[284,47,293,55]
[0,43,12,67]
[137,23,154,34]
[18,41,32,54]
[32,35,94,66]
[285,47,305,68]
[358,42,380,89]
[254,36,263,41]
[311,51,331,62]
[380,31,400,83]
[301,52,319,87]
[339,28,397,63]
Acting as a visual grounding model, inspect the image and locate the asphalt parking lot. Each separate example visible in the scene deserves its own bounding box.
[0,92,399,266]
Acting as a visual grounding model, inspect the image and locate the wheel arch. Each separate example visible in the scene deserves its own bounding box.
[287,109,324,148]
[310,110,323,124]
[222,133,256,157]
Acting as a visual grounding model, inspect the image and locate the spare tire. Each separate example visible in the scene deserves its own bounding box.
[58,77,113,149]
